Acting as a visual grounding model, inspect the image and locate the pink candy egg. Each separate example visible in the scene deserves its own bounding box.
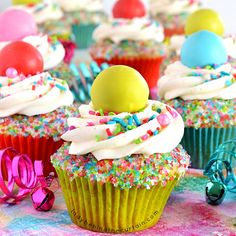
[0,9,37,42]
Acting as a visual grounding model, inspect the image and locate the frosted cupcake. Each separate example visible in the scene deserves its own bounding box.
[150,0,201,38]
[161,8,226,76]
[158,31,236,169]
[0,41,77,176]
[57,0,106,49]
[51,65,190,233]
[90,0,166,94]
[0,8,66,70]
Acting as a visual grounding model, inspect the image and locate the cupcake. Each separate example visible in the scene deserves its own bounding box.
[161,8,226,76]
[158,30,236,169]
[11,0,76,63]
[90,0,166,95]
[149,0,201,38]
[51,65,190,233]
[0,41,77,176]
[57,0,106,49]
[0,8,67,70]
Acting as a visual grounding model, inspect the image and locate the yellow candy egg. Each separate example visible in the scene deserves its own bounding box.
[91,65,149,113]
[185,9,225,36]
[12,0,42,5]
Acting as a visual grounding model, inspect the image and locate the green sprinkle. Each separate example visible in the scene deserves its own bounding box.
[134,138,142,144]
[99,109,104,116]
[95,135,100,142]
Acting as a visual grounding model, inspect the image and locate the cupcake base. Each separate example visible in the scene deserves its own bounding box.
[164,27,184,38]
[56,167,178,233]
[72,24,97,49]
[0,135,63,177]
[181,127,236,169]
[93,56,164,90]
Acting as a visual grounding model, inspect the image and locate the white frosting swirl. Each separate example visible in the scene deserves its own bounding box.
[0,72,74,117]
[93,17,164,43]
[150,0,200,16]
[0,35,65,70]
[62,100,184,161]
[57,0,103,12]
[158,61,236,100]
[11,1,63,24]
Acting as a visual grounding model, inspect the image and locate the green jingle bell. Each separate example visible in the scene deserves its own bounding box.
[205,181,227,205]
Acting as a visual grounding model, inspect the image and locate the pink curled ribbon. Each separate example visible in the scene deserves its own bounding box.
[0,147,45,204]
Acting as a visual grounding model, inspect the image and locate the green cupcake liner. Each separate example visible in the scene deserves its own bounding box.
[181,127,236,169]
[72,24,97,49]
[56,167,178,233]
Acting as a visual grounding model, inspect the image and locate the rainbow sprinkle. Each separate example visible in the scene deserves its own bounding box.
[0,105,80,141]
[51,143,190,189]
[164,98,236,129]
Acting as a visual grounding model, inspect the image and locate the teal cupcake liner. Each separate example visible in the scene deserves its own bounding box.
[72,24,97,49]
[181,127,236,169]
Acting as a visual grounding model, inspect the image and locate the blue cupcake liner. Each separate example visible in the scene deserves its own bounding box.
[72,24,97,49]
[181,127,236,169]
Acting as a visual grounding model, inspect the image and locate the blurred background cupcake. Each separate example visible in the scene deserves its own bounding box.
[90,0,166,97]
[51,65,190,233]
[149,0,201,38]
[160,8,229,76]
[57,0,107,49]
[158,30,236,169]
[0,8,77,87]
[0,41,78,176]
[11,0,76,64]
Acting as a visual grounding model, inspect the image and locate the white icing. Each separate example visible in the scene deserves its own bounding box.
[11,1,63,24]
[0,72,74,117]
[62,100,184,161]
[57,0,103,12]
[93,17,164,43]
[158,61,236,100]
[150,0,200,16]
[0,34,65,70]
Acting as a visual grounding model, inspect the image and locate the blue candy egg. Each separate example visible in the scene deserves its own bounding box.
[180,30,227,68]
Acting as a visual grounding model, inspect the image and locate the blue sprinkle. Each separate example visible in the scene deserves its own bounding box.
[133,114,141,126]
[225,80,232,87]
[153,130,159,135]
[157,108,162,113]
[128,116,133,126]
[107,121,116,125]
[55,84,67,91]
[47,76,53,81]
[112,118,127,128]
[149,115,156,121]
[220,71,231,76]
[210,74,218,79]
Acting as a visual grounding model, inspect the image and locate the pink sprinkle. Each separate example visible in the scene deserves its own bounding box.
[6,67,18,78]
[141,134,149,141]
[87,122,95,126]
[99,118,108,124]
[166,106,178,118]
[89,110,96,115]
[69,126,76,130]
[157,114,170,127]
